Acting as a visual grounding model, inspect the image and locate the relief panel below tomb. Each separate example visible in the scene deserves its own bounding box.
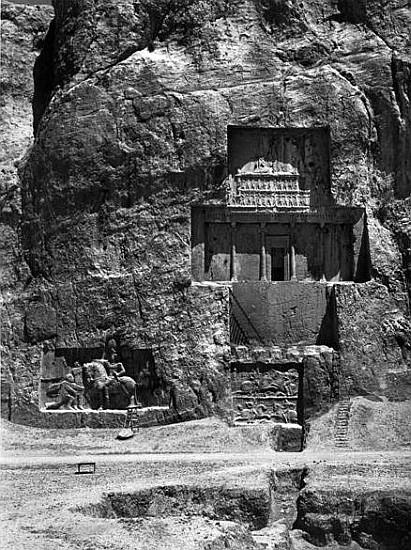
[231,364,300,424]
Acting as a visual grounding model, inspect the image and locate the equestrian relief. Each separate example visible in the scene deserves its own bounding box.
[41,341,142,411]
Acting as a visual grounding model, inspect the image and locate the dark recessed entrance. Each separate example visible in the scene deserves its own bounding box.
[268,236,289,281]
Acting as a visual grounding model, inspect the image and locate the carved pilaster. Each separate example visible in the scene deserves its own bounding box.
[260,222,267,281]
[290,221,297,281]
[230,221,237,281]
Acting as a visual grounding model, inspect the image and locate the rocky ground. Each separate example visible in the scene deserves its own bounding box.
[1,417,411,550]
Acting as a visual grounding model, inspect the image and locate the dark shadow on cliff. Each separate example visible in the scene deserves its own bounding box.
[33,17,55,134]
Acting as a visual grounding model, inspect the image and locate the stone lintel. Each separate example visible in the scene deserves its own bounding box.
[192,204,365,224]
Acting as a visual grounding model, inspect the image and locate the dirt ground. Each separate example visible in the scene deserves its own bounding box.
[1,417,411,550]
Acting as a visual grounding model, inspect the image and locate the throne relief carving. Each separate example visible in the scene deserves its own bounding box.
[227,152,310,209]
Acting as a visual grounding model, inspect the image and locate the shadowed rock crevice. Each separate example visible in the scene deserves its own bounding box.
[33,17,55,133]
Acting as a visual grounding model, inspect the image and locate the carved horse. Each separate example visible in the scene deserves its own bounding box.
[81,361,139,410]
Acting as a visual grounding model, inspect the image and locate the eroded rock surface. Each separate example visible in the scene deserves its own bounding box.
[0,0,54,419]
[294,461,411,549]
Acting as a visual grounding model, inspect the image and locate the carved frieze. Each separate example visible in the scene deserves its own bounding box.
[196,205,365,224]
[227,173,310,209]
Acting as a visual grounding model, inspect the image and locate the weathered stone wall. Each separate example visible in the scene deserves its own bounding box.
[5,276,231,423]
[336,281,411,398]
[1,0,411,425]
[1,1,54,420]
[231,282,331,345]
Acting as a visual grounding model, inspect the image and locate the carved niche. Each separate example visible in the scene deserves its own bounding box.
[39,342,168,411]
[226,126,331,210]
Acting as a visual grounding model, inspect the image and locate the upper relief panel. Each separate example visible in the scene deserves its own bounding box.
[227,126,331,209]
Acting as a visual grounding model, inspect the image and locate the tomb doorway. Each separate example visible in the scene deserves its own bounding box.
[266,236,290,281]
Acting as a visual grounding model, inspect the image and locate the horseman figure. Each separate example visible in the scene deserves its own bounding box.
[77,359,140,410]
[81,360,110,409]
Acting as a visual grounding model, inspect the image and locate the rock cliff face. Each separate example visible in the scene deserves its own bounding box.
[1,0,411,427]
[0,0,54,419]
[0,0,53,282]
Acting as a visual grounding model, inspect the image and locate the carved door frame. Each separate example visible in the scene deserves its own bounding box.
[265,235,290,281]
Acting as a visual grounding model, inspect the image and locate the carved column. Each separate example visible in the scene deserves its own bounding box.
[260,222,267,281]
[320,222,326,281]
[290,244,297,281]
[290,222,297,281]
[230,221,237,281]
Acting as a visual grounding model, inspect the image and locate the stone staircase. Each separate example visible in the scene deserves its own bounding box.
[334,397,351,448]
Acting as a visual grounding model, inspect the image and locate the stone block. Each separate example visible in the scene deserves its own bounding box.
[269,423,302,452]
[231,282,329,345]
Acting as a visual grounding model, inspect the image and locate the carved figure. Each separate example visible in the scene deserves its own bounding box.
[271,400,298,423]
[105,360,127,379]
[235,402,257,422]
[80,360,140,410]
[259,373,287,395]
[106,338,118,363]
[235,402,271,423]
[81,361,110,409]
[239,157,299,176]
[46,374,84,410]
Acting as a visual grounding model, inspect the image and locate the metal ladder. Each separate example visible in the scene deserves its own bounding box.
[117,404,140,439]
[124,405,140,431]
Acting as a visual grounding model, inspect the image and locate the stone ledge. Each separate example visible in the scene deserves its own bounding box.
[36,406,172,429]
[231,344,337,364]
